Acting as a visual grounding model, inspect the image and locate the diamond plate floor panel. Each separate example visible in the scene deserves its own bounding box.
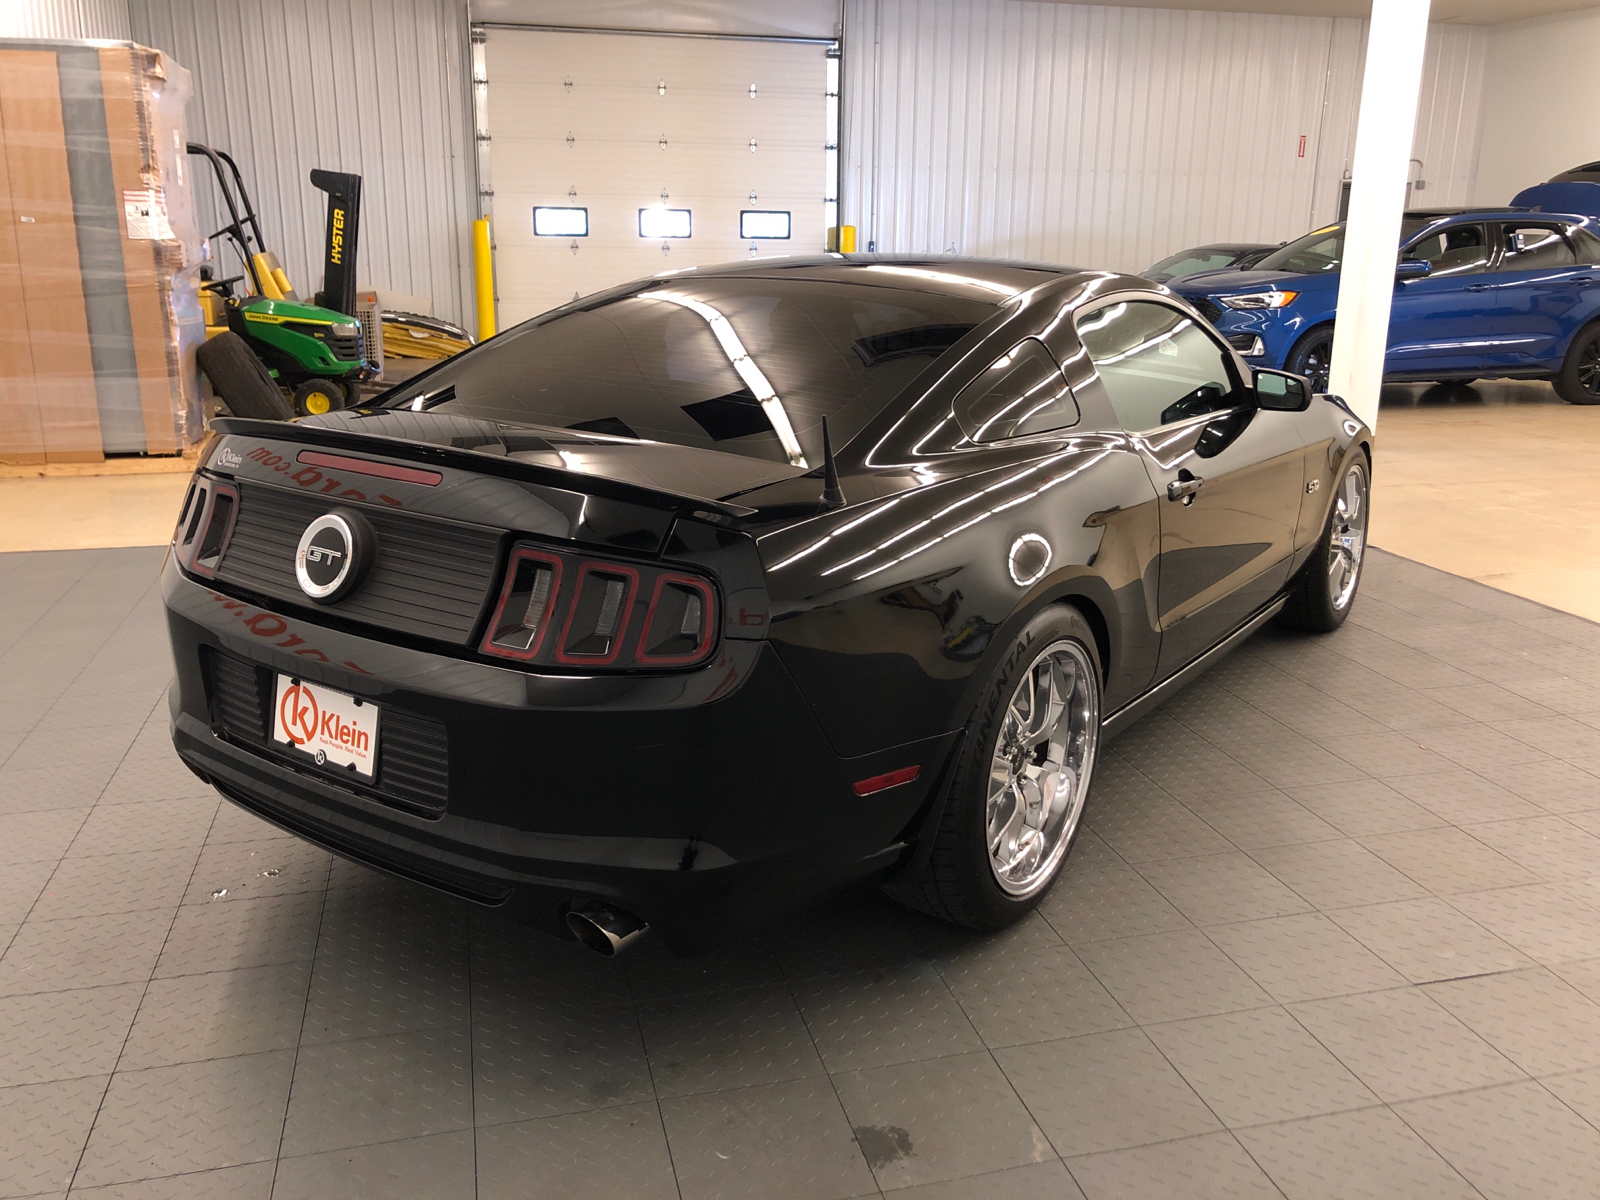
[2,545,1599,1199]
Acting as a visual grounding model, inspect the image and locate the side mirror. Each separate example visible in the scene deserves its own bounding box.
[1395,258,1433,280]
[1255,367,1310,411]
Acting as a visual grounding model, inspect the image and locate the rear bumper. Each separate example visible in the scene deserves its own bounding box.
[164,561,952,953]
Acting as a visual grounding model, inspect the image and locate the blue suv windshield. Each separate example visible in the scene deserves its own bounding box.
[1255,218,1434,274]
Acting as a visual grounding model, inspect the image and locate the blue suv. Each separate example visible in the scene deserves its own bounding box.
[1170,208,1600,405]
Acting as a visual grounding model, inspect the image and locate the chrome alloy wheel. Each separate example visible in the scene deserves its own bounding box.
[986,640,1099,897]
[1328,461,1369,611]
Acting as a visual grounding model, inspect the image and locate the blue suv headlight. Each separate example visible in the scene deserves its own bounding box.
[1218,289,1299,310]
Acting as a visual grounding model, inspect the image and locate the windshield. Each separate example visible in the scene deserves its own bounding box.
[1145,249,1249,282]
[1255,219,1433,274]
[379,279,999,467]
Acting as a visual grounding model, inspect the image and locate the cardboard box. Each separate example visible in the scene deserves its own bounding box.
[0,39,203,464]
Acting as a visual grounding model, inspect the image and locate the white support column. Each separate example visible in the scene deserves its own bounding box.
[1327,0,1433,429]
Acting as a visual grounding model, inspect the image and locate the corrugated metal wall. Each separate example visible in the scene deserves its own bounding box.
[126,0,475,324]
[842,0,1488,272]
[0,0,133,39]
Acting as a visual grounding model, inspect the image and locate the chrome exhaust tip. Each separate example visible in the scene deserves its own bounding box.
[565,902,649,957]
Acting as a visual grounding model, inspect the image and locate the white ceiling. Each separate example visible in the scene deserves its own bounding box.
[1049,0,1598,25]
[471,0,1598,33]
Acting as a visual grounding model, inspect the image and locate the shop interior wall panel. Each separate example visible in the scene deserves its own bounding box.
[1471,7,1600,207]
[127,0,475,327]
[0,48,104,464]
[0,0,133,40]
[843,0,1488,272]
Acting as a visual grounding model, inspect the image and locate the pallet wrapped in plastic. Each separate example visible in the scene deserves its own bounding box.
[0,39,204,464]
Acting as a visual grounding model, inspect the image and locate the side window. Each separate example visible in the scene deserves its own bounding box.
[1404,223,1490,277]
[1564,223,1600,264]
[1074,300,1238,432]
[1498,225,1577,271]
[952,338,1079,443]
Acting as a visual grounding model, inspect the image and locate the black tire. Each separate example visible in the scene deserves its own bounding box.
[1285,325,1335,394]
[197,332,293,421]
[888,605,1102,930]
[292,378,346,418]
[1280,448,1371,633]
[1553,321,1600,405]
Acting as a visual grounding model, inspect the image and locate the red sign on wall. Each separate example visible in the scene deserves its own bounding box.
[1298,135,1308,158]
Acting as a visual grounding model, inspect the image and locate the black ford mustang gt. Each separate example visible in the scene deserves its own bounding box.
[165,256,1372,956]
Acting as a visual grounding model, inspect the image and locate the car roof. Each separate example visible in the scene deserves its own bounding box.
[661,254,1095,306]
[1405,207,1526,219]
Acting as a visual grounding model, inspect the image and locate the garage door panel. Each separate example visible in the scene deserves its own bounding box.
[486,27,828,323]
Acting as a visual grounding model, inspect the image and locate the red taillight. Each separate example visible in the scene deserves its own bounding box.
[479,543,719,671]
[479,548,563,659]
[853,766,921,796]
[555,563,640,665]
[172,477,238,578]
[636,574,715,665]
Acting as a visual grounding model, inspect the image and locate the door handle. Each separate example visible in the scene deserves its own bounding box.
[1167,472,1204,504]
[1464,284,1490,292]
[1569,277,1595,285]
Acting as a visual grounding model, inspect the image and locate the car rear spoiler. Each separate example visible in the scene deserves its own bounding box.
[206,417,758,521]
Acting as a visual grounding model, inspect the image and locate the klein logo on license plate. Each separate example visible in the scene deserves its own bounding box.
[272,675,379,778]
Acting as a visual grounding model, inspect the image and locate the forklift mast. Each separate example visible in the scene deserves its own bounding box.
[310,169,362,317]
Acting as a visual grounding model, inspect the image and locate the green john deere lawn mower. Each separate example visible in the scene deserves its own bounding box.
[190,143,375,419]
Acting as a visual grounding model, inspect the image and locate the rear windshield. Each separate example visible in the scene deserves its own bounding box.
[379,279,999,466]
[1255,219,1433,274]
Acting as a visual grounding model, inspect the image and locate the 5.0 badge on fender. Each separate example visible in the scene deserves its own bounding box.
[294,508,374,603]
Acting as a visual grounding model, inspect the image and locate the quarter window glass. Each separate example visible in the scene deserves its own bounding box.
[1404,224,1490,277]
[1075,301,1237,432]
[1564,224,1600,264]
[952,339,1078,443]
[1499,225,1577,270]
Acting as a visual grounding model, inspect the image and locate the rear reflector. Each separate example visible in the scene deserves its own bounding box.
[852,765,921,796]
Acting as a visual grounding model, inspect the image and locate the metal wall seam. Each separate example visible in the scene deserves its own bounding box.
[126,0,474,325]
[843,0,1489,272]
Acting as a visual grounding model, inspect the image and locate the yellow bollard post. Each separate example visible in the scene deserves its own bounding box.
[472,218,495,341]
[839,225,857,253]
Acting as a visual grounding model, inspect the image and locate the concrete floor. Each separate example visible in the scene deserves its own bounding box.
[1372,379,1600,622]
[3,545,1599,1198]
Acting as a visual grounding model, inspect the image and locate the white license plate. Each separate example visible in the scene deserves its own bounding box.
[272,675,380,779]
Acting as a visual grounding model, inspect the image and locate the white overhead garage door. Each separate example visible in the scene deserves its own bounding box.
[484,27,833,325]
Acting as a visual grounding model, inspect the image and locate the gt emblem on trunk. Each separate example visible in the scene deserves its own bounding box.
[295,509,374,603]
